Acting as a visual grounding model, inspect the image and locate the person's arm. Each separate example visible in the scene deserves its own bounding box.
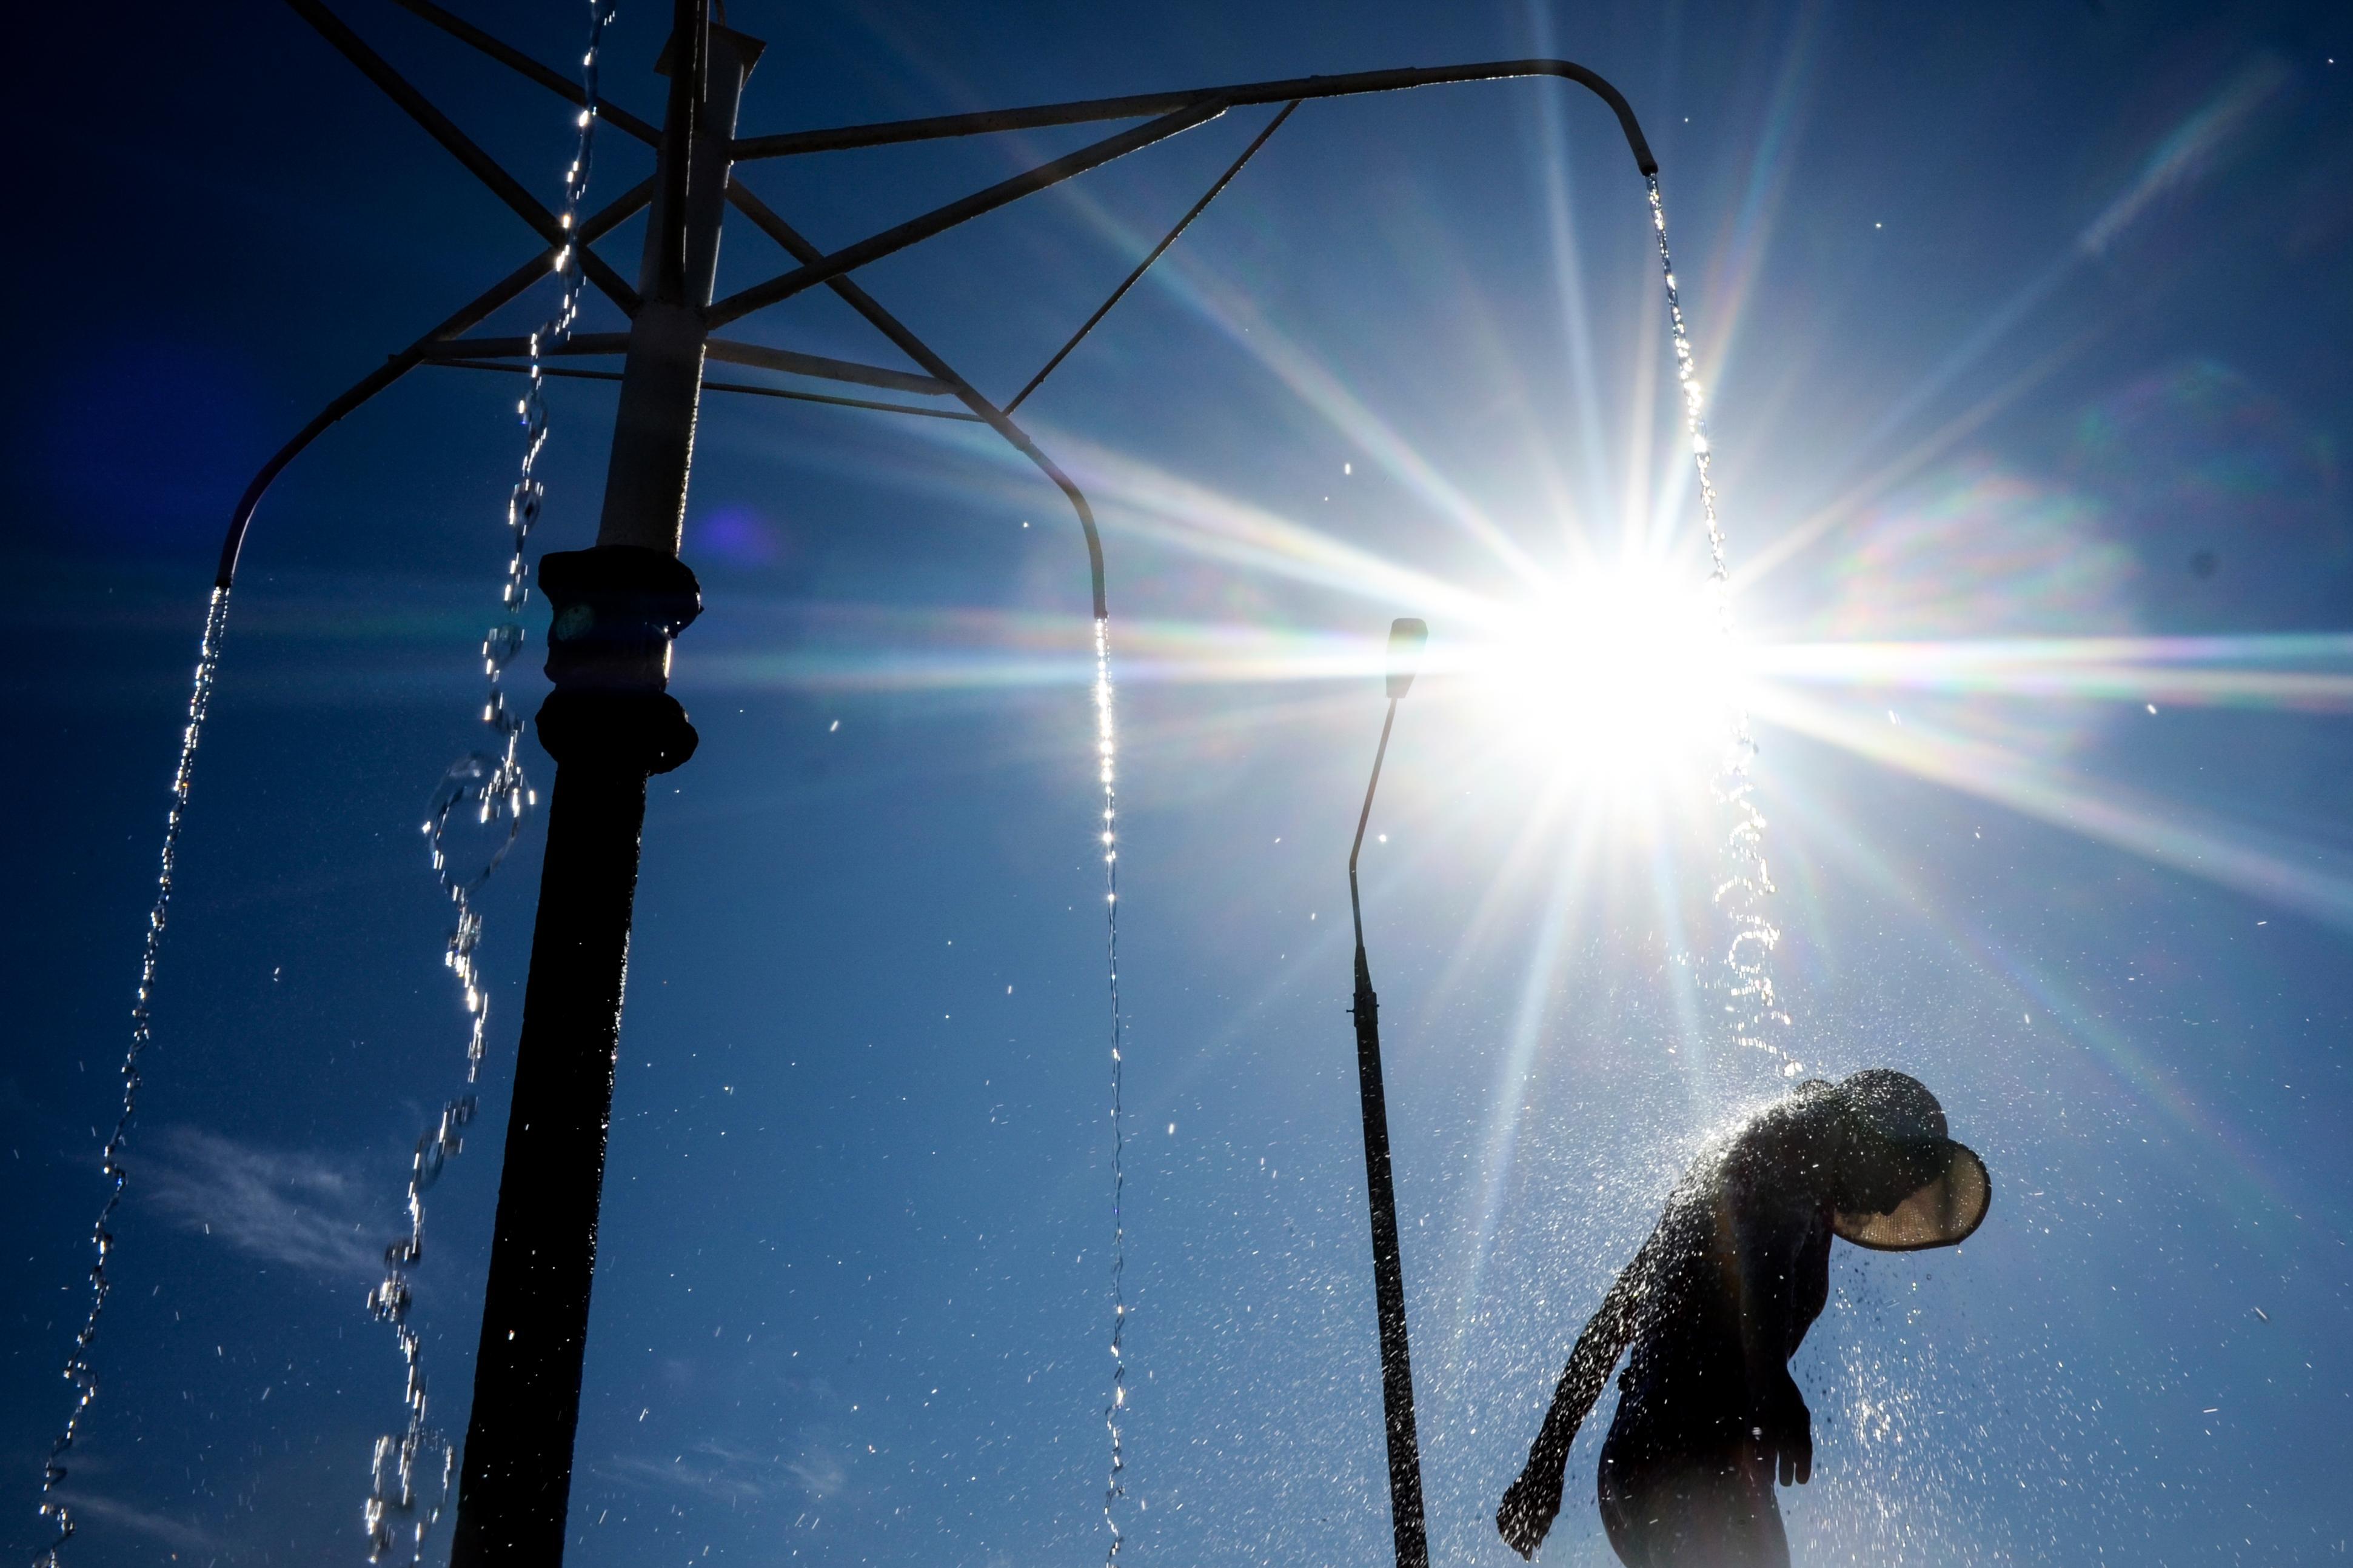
[1732,1141,1815,1487]
[1495,1230,1656,1560]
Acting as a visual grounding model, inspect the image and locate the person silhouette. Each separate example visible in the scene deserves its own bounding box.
[1496,1069,1989,1566]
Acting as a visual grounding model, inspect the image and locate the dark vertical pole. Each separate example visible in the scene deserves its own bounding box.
[1348,695,1430,1568]
[447,10,760,1564]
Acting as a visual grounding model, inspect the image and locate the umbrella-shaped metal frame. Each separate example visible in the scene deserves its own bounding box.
[197,4,1659,1560]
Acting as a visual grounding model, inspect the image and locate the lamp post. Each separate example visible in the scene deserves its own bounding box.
[1348,616,1430,1568]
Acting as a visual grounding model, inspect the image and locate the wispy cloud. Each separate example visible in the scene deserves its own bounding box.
[45,1491,216,1552]
[599,1433,847,1505]
[783,1438,848,1500]
[139,1125,382,1281]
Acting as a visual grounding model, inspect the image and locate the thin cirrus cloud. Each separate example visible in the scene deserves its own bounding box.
[138,1125,383,1283]
[599,1435,846,1504]
[36,1490,215,1552]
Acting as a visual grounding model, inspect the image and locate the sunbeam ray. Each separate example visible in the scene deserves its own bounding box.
[1754,684,2353,931]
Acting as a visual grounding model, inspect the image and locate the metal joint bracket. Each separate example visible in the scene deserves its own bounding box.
[536,545,703,773]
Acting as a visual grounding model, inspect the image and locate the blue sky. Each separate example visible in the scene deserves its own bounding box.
[5,0,2351,1564]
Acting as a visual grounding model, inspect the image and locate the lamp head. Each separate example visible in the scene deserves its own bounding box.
[1386,618,1428,700]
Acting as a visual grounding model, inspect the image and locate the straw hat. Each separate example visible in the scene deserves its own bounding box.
[1828,1069,1991,1252]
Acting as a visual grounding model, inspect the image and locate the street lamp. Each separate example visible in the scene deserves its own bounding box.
[1347,615,1430,1568]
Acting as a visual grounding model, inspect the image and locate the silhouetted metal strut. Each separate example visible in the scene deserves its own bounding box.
[1348,618,1430,1568]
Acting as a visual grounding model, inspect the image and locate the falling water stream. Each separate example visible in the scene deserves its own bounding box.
[361,7,616,1558]
[1645,177,1798,1077]
[1093,617,1130,1564]
[35,586,233,1567]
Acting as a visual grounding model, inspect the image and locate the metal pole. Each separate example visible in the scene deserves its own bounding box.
[1348,677,1428,1568]
[447,8,759,1562]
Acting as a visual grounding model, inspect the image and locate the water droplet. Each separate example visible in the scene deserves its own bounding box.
[426,753,531,896]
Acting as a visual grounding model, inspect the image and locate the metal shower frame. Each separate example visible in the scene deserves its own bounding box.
[224,2,1659,1563]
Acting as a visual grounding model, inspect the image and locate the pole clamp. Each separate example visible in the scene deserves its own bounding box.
[536,545,704,773]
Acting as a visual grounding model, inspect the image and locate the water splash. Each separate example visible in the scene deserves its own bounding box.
[35,585,232,1567]
[362,6,615,1557]
[1646,177,1798,1078]
[1094,616,1130,1564]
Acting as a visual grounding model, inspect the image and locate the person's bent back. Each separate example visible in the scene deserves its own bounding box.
[1497,1070,1989,1566]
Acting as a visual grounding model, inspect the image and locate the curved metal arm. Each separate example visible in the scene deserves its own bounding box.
[721,179,1112,619]
[215,350,422,588]
[734,58,1656,177]
[1349,697,1400,953]
[213,179,654,588]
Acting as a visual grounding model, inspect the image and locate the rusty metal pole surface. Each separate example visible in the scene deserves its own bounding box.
[447,10,758,1562]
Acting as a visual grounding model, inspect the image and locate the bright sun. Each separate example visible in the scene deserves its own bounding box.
[1471,561,1743,788]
